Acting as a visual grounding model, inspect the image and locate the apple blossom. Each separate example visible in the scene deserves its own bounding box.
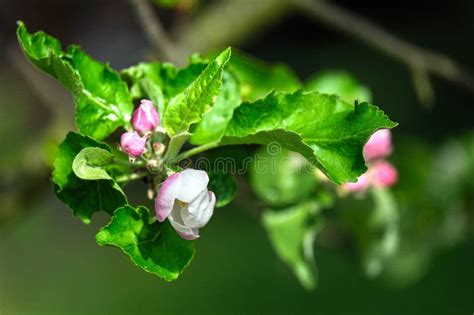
[342,173,370,192]
[363,129,392,161]
[120,131,147,158]
[155,169,216,240]
[131,99,160,135]
[371,161,398,187]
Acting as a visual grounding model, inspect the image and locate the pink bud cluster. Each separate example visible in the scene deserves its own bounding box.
[343,129,398,193]
[120,100,160,158]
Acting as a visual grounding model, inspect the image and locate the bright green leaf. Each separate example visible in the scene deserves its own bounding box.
[190,70,241,145]
[306,71,372,104]
[96,205,195,281]
[53,132,127,224]
[262,201,322,290]
[250,147,316,206]
[228,52,301,101]
[17,22,133,140]
[164,48,231,136]
[221,91,397,184]
[208,171,238,208]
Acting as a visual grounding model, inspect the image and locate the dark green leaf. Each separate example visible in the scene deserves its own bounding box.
[53,132,127,224]
[190,70,241,145]
[96,205,195,281]
[164,48,231,136]
[262,201,322,290]
[221,91,397,184]
[208,171,238,208]
[17,22,133,140]
[228,52,301,101]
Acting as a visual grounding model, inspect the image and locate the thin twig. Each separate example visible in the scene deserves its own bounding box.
[175,141,219,162]
[129,0,182,64]
[293,0,474,93]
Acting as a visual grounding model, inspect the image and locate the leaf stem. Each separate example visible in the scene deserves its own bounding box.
[163,133,189,162]
[175,141,219,162]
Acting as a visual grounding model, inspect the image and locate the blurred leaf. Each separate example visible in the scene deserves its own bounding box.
[164,48,231,136]
[262,201,322,290]
[96,205,195,281]
[306,71,372,104]
[17,22,133,140]
[250,148,316,206]
[153,0,178,8]
[207,171,238,208]
[228,52,301,101]
[53,132,127,224]
[342,187,399,277]
[221,91,397,184]
[190,70,241,145]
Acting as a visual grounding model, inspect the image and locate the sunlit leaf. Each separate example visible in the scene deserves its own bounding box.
[221,91,397,184]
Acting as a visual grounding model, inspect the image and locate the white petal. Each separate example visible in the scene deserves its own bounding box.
[175,169,209,202]
[182,191,215,228]
[169,209,200,240]
[154,172,180,222]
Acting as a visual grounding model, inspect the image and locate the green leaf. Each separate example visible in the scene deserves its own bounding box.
[221,91,397,184]
[96,205,195,281]
[72,147,114,180]
[53,132,127,224]
[306,71,372,104]
[17,22,133,140]
[190,70,241,145]
[250,147,317,206]
[164,48,231,136]
[262,201,322,290]
[208,171,238,208]
[228,52,301,101]
[16,21,81,95]
[121,59,207,118]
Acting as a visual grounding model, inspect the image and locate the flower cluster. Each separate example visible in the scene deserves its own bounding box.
[120,100,160,158]
[343,129,398,193]
[119,100,216,240]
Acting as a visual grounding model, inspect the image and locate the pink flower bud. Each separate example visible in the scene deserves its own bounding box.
[363,129,393,161]
[120,131,147,158]
[131,99,159,135]
[371,161,398,187]
[342,172,370,192]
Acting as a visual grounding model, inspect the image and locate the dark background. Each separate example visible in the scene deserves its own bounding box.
[0,1,473,314]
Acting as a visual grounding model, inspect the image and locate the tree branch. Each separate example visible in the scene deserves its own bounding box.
[174,0,293,56]
[129,0,183,64]
[293,0,474,93]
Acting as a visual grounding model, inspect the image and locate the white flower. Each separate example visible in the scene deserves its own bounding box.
[155,169,216,240]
